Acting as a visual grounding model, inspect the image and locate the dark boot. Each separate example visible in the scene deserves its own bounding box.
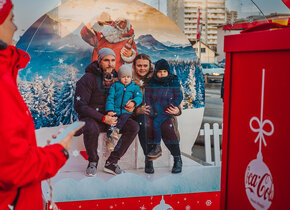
[145,158,154,174]
[172,156,182,174]
[147,144,162,159]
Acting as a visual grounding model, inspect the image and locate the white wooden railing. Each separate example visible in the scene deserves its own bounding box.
[199,123,223,166]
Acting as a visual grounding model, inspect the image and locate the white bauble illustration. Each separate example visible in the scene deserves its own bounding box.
[245,154,274,210]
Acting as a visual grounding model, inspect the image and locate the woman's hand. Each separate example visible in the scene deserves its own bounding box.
[136,104,151,115]
[165,105,180,116]
[126,100,135,109]
[124,100,135,112]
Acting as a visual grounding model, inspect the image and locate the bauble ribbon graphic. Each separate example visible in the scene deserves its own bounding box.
[249,69,274,159]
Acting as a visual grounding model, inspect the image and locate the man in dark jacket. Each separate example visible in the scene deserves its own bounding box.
[74,48,139,176]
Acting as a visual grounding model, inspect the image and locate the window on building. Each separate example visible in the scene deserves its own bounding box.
[201,48,206,53]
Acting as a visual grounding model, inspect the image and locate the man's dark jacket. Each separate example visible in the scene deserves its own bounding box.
[74,61,117,123]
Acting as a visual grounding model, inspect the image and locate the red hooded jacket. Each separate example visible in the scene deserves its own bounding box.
[0,44,67,209]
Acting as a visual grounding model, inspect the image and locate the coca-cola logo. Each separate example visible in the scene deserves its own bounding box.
[245,159,274,210]
[245,166,274,201]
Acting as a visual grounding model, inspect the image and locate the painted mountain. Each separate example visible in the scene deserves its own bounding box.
[16,15,91,81]
[136,34,197,62]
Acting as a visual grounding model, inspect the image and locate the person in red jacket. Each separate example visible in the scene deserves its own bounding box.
[0,1,78,209]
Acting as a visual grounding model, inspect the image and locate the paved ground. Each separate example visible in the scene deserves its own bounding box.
[192,82,224,163]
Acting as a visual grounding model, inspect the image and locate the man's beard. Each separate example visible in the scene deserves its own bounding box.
[103,71,115,90]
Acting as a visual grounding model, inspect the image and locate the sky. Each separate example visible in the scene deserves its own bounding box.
[226,0,290,19]
[13,0,188,44]
[12,0,290,41]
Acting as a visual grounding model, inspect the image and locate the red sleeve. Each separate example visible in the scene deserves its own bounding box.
[0,73,67,191]
[80,25,99,48]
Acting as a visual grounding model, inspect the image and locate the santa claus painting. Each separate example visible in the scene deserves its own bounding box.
[81,15,137,71]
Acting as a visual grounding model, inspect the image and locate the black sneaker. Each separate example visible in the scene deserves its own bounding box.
[86,161,97,177]
[104,161,125,175]
[147,144,162,159]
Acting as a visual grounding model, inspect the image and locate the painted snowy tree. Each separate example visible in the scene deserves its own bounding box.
[18,80,33,107]
[169,60,204,109]
[192,63,205,108]
[54,65,79,125]
[19,76,58,128]
[30,75,56,128]
[41,77,57,127]
[29,74,47,128]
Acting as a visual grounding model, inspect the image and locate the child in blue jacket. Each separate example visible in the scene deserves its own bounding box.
[106,64,142,151]
[145,59,183,173]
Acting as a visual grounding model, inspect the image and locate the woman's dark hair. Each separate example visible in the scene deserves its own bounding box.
[133,53,152,71]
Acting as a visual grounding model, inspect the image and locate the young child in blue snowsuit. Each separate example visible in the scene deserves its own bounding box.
[145,59,183,173]
[106,64,143,151]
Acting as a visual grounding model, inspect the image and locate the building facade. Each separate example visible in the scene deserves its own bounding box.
[193,41,216,63]
[167,0,226,51]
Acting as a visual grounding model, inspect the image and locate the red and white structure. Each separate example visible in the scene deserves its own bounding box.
[221,24,290,209]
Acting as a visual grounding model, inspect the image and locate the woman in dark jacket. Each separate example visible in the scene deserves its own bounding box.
[132,54,182,174]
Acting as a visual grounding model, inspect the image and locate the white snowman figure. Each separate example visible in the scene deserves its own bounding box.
[153,196,173,210]
[244,69,274,210]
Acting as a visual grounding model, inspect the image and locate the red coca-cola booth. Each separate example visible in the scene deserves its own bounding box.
[221,25,290,209]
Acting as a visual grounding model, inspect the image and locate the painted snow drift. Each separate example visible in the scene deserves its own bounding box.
[49,167,220,202]
[16,0,204,129]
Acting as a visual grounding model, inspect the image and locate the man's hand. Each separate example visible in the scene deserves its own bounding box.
[136,104,151,115]
[103,115,118,126]
[107,111,116,116]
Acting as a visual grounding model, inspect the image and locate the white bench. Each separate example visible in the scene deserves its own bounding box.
[35,125,171,171]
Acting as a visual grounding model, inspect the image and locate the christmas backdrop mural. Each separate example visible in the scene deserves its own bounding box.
[16,0,204,129]
[14,1,214,208]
